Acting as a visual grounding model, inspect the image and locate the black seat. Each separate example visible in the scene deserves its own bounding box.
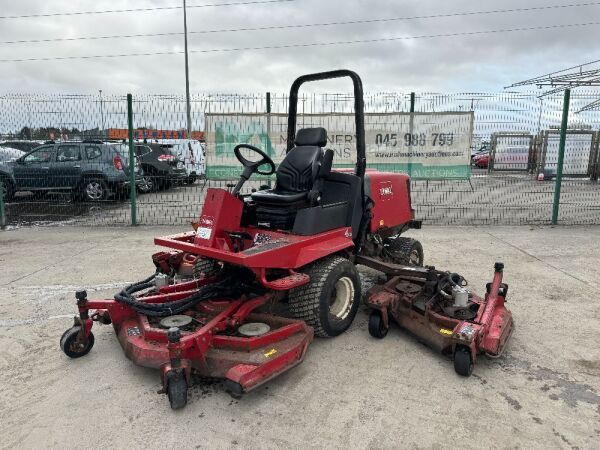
[251,127,327,205]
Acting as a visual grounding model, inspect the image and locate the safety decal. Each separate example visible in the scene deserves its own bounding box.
[439,328,453,336]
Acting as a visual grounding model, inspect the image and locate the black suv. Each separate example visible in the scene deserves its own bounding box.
[0,141,140,202]
[134,143,187,192]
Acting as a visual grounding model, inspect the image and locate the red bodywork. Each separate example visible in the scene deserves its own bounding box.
[365,171,413,233]
[74,186,363,395]
[366,267,513,364]
[156,188,355,275]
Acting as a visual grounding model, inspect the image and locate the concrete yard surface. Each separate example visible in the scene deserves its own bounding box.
[1,225,599,449]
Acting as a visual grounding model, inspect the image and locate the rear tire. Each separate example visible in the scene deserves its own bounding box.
[289,256,361,337]
[385,237,424,266]
[186,174,197,185]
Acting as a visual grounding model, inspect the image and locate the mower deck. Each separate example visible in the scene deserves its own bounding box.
[365,261,514,376]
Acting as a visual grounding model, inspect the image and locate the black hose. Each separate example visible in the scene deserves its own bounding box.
[114,273,247,317]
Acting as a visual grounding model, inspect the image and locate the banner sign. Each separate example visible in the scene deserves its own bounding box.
[205,112,473,180]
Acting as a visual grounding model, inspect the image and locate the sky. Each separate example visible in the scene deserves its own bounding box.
[0,0,599,94]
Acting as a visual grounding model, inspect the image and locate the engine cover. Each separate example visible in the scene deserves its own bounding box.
[365,171,414,233]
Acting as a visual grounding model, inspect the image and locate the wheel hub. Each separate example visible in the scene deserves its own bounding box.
[238,322,270,337]
[159,315,193,329]
[329,276,354,320]
[86,182,103,200]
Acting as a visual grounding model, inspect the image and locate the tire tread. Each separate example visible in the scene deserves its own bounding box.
[288,256,356,337]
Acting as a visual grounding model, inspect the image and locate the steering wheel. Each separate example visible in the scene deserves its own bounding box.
[231,144,276,196]
[233,144,276,176]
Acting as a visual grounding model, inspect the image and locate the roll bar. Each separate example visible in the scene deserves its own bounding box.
[286,70,366,179]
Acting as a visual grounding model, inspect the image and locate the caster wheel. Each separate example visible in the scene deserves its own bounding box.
[368,310,388,339]
[224,379,244,399]
[60,326,94,358]
[454,346,474,377]
[167,373,188,410]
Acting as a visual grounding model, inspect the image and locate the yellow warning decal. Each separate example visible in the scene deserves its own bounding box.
[439,328,453,336]
[264,348,278,358]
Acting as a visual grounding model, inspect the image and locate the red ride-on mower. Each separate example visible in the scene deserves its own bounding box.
[365,261,514,376]
[59,69,425,409]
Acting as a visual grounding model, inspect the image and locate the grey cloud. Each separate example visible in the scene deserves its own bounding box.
[0,0,598,93]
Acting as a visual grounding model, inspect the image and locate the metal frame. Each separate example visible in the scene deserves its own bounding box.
[489,132,534,173]
[287,70,366,179]
[537,129,599,178]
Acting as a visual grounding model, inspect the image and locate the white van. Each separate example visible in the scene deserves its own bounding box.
[148,139,205,184]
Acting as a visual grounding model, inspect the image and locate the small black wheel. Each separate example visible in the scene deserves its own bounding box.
[454,346,474,377]
[60,326,95,358]
[186,174,197,185]
[368,310,388,339]
[385,237,424,266]
[167,372,188,410]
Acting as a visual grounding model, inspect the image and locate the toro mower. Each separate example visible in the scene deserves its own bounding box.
[59,70,511,409]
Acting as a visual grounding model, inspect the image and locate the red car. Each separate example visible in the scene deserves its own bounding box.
[472,151,490,169]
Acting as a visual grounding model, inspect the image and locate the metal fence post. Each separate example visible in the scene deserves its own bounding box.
[408,92,415,175]
[551,88,570,225]
[0,182,6,230]
[127,94,137,226]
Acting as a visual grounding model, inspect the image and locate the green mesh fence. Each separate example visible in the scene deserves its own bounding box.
[0,91,599,227]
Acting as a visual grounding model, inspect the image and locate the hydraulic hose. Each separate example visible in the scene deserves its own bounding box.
[114,273,247,317]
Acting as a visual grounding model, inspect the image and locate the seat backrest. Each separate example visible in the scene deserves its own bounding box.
[275,128,327,193]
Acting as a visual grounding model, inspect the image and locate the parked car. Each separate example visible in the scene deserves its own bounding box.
[150,139,205,183]
[472,150,490,169]
[134,142,188,193]
[0,140,42,153]
[0,140,140,202]
[0,146,25,163]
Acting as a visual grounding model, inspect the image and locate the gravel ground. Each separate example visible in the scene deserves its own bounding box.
[1,225,599,449]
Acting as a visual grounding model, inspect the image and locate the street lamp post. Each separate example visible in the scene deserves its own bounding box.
[183,0,192,138]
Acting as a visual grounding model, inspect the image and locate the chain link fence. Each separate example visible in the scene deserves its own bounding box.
[1,91,599,228]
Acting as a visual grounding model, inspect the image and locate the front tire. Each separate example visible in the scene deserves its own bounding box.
[289,256,361,337]
[138,175,154,193]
